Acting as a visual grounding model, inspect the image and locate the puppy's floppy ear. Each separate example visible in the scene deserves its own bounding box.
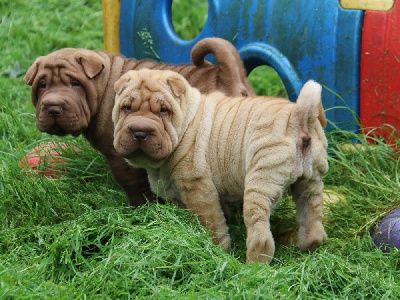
[24,57,42,85]
[167,75,186,97]
[114,72,132,94]
[78,52,105,79]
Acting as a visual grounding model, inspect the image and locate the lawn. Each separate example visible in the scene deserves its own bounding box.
[1,0,400,298]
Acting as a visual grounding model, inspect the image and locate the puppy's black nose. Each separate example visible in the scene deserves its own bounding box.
[46,106,63,117]
[132,131,149,141]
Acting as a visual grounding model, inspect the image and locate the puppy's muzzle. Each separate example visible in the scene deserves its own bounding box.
[128,122,155,142]
[46,105,64,117]
[132,130,150,141]
[42,98,66,118]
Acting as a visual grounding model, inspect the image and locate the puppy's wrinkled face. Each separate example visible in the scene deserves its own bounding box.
[24,48,105,136]
[112,69,187,165]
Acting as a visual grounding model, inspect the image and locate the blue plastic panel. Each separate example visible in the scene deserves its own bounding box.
[120,0,364,131]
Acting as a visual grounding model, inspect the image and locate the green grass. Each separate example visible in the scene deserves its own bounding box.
[172,0,209,41]
[1,0,400,298]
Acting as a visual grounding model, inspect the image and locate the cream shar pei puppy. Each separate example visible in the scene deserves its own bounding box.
[24,38,254,207]
[112,69,328,263]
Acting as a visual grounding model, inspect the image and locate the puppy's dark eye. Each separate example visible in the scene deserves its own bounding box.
[38,79,46,89]
[160,107,168,114]
[71,78,81,87]
[122,105,131,112]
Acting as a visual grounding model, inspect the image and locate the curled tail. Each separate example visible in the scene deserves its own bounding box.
[296,80,326,129]
[191,37,243,67]
[191,37,255,96]
[295,80,326,177]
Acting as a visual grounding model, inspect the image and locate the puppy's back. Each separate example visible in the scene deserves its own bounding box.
[201,93,297,196]
[200,82,326,195]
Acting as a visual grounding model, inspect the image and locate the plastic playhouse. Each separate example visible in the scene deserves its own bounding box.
[102,0,400,137]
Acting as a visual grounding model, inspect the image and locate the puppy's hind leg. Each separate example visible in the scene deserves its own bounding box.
[243,174,285,264]
[292,173,327,253]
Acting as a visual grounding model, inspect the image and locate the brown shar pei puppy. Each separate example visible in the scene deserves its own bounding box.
[24,38,254,206]
[112,69,328,263]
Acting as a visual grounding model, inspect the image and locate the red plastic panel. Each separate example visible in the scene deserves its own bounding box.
[360,1,400,142]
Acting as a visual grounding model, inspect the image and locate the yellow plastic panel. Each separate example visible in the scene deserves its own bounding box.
[341,0,394,11]
[102,0,121,54]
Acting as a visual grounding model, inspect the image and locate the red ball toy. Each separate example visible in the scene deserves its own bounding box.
[19,142,78,178]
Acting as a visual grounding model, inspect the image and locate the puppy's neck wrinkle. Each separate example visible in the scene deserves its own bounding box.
[167,93,218,183]
[165,95,206,177]
[84,54,122,154]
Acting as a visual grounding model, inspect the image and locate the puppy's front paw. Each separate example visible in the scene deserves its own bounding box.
[246,229,275,264]
[214,233,231,251]
[297,221,327,252]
